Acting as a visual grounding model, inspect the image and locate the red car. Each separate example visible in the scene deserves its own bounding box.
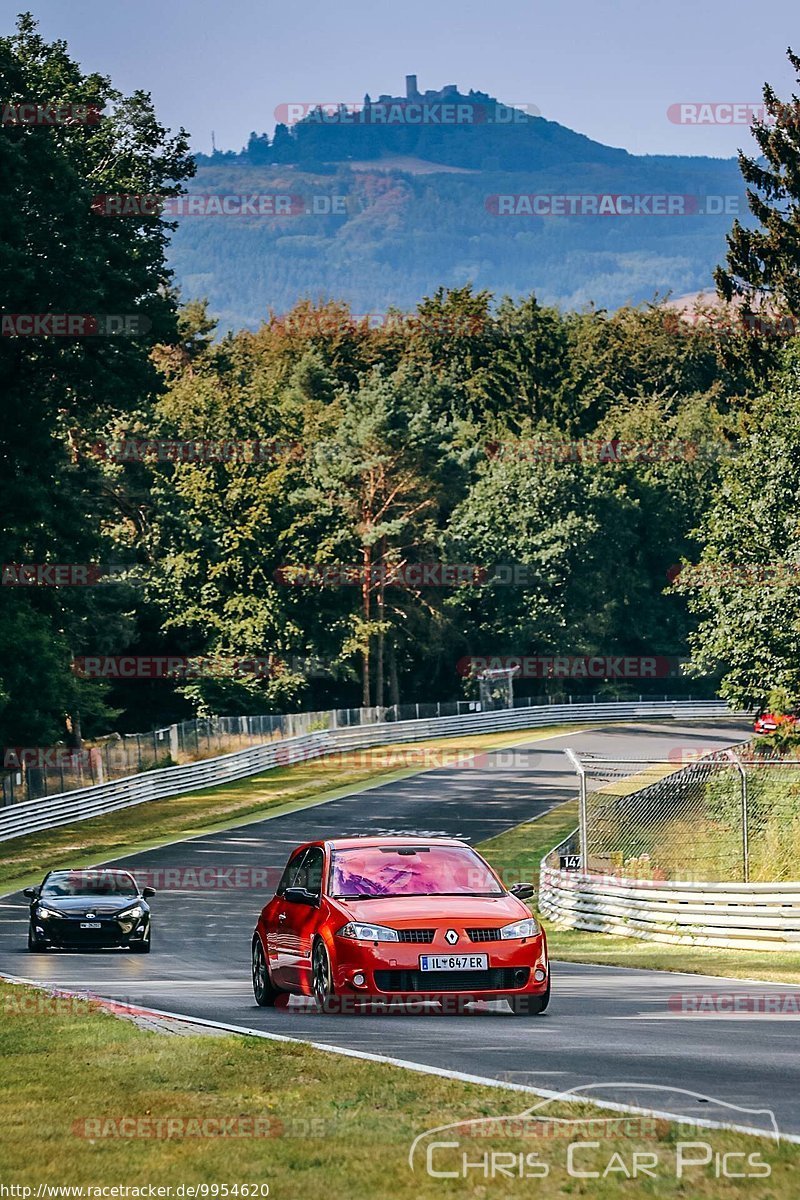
[754,712,798,735]
[251,836,550,1016]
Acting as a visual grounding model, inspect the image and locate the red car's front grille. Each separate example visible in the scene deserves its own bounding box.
[374,968,528,993]
[396,928,436,943]
[466,927,502,942]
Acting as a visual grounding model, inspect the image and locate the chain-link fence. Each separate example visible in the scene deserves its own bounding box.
[0,708,377,806]
[569,746,800,883]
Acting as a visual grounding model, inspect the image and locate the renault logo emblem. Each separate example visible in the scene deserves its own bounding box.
[445,929,459,945]
[86,913,95,919]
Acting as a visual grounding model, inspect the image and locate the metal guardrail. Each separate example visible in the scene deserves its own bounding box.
[539,737,800,951]
[538,864,800,952]
[0,699,737,843]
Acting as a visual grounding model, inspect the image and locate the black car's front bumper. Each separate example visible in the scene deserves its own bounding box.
[32,915,149,948]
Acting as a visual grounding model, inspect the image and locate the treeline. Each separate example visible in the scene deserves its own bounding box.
[4,275,779,745]
[5,17,800,751]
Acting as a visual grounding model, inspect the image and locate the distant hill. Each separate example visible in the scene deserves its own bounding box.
[168,77,747,330]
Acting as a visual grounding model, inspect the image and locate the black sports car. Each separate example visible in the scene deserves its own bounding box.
[24,868,155,952]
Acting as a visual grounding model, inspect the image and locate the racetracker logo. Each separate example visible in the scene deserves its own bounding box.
[484,438,700,463]
[72,655,279,680]
[666,102,789,125]
[1,102,101,125]
[268,310,487,337]
[670,561,800,588]
[0,314,151,337]
[87,438,301,463]
[486,194,741,217]
[669,992,800,1014]
[274,564,533,587]
[456,655,683,679]
[63,866,282,891]
[2,563,107,586]
[2,746,95,771]
[73,1116,288,1139]
[91,193,313,217]
[274,100,540,125]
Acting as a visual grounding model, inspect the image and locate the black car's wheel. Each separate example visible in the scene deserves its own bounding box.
[27,924,47,952]
[131,927,151,953]
[252,936,283,1007]
[311,938,337,1014]
[508,975,550,1016]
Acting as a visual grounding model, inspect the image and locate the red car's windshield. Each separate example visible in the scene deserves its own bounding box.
[329,845,503,898]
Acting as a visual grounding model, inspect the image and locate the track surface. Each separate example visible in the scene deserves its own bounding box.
[3,719,798,1135]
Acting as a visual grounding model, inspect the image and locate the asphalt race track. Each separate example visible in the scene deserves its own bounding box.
[4,718,799,1136]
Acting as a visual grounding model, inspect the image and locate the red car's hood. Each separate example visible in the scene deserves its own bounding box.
[334,893,529,925]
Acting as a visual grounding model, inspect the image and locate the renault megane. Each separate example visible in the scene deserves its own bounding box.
[251,837,549,1015]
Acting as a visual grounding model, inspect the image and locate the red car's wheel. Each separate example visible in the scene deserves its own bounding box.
[252,936,284,1007]
[312,938,337,1014]
[508,974,550,1016]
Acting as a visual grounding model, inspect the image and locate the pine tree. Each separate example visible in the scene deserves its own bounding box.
[716,48,800,318]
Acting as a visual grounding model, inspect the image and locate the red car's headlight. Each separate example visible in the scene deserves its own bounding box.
[337,922,400,943]
[500,917,541,940]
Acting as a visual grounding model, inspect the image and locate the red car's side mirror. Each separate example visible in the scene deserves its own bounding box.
[284,886,319,907]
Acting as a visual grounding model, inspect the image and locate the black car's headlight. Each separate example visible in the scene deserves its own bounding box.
[36,906,64,920]
[116,904,145,923]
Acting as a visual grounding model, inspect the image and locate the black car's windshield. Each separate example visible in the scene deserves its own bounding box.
[41,870,139,898]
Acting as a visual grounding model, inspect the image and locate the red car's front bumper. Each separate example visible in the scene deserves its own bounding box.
[330,932,549,1002]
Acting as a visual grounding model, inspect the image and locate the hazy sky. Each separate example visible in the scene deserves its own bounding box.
[5,0,799,158]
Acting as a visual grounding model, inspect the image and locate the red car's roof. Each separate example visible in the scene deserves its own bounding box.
[288,836,473,852]
[325,836,471,850]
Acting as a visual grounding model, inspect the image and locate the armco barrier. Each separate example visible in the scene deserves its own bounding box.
[0,699,738,843]
[537,864,800,951]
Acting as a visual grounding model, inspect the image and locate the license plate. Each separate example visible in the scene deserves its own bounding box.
[80,922,101,929]
[419,954,488,972]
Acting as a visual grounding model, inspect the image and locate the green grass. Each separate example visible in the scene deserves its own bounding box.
[478,798,578,888]
[0,725,576,895]
[0,980,796,1195]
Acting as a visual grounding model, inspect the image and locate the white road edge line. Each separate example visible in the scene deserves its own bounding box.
[2,971,798,1145]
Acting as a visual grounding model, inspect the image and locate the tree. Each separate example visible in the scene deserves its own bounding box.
[674,347,800,708]
[294,369,451,706]
[0,15,194,745]
[715,48,800,317]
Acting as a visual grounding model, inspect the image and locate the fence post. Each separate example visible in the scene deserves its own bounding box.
[726,750,749,883]
[565,748,588,871]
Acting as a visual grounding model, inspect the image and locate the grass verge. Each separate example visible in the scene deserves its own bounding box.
[0,980,796,1195]
[0,725,575,895]
[478,802,800,986]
